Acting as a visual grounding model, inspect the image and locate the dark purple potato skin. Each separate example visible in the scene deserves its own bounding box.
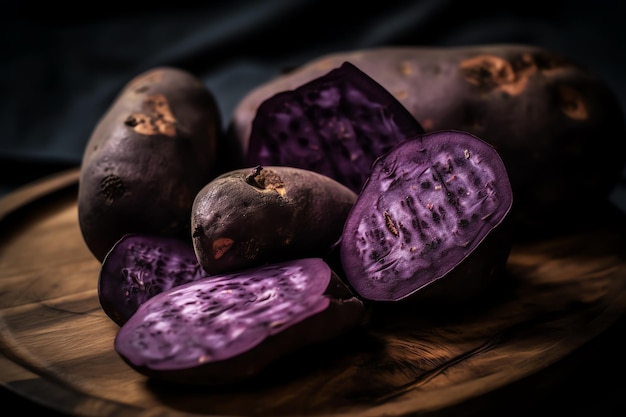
[231,45,626,235]
[191,165,358,275]
[114,258,364,385]
[340,130,513,303]
[98,233,210,326]
[245,62,424,193]
[78,67,221,262]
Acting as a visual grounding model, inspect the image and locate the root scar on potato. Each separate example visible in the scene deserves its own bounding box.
[124,94,177,136]
[557,85,588,120]
[213,238,234,259]
[100,174,128,205]
[245,165,286,196]
[460,54,536,95]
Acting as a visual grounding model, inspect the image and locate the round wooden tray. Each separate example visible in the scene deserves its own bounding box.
[1,168,626,417]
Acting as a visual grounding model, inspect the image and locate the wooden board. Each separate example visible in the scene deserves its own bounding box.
[1,168,626,417]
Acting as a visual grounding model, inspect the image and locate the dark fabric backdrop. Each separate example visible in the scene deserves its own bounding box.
[2,2,626,416]
[2,0,626,210]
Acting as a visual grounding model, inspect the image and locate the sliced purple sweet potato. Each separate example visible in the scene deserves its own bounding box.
[114,258,365,385]
[245,61,424,193]
[340,130,513,304]
[98,233,210,326]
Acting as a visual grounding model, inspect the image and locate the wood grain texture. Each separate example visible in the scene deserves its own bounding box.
[1,168,626,417]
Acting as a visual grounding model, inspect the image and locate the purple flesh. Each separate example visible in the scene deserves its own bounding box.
[114,258,364,385]
[340,130,513,302]
[245,61,424,193]
[98,233,210,326]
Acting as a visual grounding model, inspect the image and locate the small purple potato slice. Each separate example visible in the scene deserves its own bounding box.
[245,62,424,193]
[340,130,513,303]
[114,258,364,385]
[99,233,210,326]
[192,165,357,275]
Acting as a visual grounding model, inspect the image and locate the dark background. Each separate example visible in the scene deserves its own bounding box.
[2,0,626,205]
[2,0,626,415]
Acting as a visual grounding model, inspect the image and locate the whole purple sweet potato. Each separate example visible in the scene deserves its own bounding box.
[245,61,424,193]
[114,258,364,385]
[78,67,221,262]
[98,233,210,326]
[231,45,626,235]
[340,130,513,304]
[191,165,357,275]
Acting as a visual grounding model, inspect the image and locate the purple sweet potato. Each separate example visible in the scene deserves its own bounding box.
[78,67,221,262]
[114,258,364,385]
[191,165,357,275]
[245,62,424,193]
[340,130,513,304]
[231,45,626,235]
[98,233,210,326]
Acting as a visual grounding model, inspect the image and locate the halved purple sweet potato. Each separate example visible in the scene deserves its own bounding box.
[340,130,513,304]
[245,62,424,193]
[192,165,357,275]
[98,233,210,326]
[114,258,364,385]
